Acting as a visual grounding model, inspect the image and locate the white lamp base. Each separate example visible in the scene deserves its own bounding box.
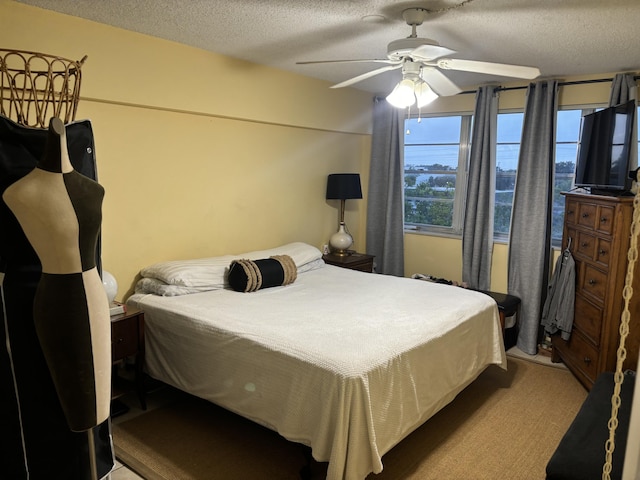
[102,270,118,304]
[329,223,353,256]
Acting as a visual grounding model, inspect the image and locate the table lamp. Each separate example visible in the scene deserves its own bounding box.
[326,173,362,256]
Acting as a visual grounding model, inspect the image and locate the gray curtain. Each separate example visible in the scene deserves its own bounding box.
[462,85,499,290]
[609,72,638,105]
[609,73,638,171]
[508,80,559,354]
[366,97,405,276]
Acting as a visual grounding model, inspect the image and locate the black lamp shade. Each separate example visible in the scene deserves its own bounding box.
[326,173,362,200]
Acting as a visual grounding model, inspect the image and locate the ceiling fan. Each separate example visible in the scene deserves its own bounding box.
[297,8,541,106]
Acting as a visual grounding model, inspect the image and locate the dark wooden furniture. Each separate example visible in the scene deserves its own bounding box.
[552,192,640,390]
[111,305,146,409]
[322,252,375,273]
[476,290,521,348]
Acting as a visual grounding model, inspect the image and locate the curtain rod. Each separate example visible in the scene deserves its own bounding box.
[459,75,640,95]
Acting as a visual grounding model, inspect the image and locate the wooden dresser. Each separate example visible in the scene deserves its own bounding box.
[552,192,640,390]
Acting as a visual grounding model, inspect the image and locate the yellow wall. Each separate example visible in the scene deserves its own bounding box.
[1,0,373,298]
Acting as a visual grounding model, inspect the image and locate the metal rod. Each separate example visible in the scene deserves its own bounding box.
[87,429,98,480]
[458,75,640,95]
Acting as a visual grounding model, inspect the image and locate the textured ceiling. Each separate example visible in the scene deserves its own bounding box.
[15,0,640,96]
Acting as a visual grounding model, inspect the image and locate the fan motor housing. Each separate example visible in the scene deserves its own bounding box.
[387,37,440,60]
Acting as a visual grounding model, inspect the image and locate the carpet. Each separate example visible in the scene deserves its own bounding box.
[113,358,588,480]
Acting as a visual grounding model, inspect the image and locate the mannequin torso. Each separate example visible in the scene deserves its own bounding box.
[2,117,111,431]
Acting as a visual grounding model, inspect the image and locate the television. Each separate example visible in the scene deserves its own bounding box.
[574,99,636,195]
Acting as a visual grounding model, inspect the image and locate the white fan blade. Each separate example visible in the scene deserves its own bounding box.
[297,59,400,65]
[330,64,402,89]
[410,44,457,61]
[420,67,462,96]
[437,58,540,79]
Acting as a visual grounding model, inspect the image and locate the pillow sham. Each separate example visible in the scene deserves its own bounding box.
[228,255,297,292]
[135,277,217,296]
[140,242,322,288]
[140,255,233,288]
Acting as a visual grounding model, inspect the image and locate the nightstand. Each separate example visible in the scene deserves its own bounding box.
[111,305,146,410]
[322,252,375,273]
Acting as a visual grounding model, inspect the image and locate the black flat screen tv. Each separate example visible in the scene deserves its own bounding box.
[574,99,636,194]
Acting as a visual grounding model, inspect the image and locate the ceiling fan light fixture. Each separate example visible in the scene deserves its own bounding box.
[415,81,438,107]
[386,78,416,108]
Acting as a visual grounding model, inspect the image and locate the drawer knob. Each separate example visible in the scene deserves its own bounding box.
[599,249,607,256]
[567,210,574,215]
[581,242,589,248]
[600,217,608,223]
[117,338,124,344]
[582,213,589,218]
[588,279,596,286]
[583,357,591,365]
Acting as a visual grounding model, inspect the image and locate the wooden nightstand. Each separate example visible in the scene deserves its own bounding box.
[322,252,375,273]
[111,305,146,410]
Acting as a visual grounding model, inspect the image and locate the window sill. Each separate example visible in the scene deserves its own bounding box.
[404,228,461,240]
[405,228,564,250]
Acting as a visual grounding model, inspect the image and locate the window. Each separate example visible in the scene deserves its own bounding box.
[494,112,523,240]
[403,115,471,235]
[403,105,639,243]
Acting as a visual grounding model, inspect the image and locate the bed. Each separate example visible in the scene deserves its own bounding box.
[126,242,506,480]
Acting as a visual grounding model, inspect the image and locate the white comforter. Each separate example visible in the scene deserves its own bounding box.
[128,263,505,479]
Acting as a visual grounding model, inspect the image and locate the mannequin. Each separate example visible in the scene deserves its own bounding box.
[2,117,110,432]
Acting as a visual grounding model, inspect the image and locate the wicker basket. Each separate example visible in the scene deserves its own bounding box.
[0,49,87,128]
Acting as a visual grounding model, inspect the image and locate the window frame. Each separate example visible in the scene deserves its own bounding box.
[403,113,472,238]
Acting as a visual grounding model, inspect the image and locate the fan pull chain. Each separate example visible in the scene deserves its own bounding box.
[602,184,640,480]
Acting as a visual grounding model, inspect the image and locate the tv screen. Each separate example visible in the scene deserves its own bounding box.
[574,100,636,193]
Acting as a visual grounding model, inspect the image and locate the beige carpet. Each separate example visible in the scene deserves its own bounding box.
[113,358,588,480]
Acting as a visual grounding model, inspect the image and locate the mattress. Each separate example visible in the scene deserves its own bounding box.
[127,262,506,479]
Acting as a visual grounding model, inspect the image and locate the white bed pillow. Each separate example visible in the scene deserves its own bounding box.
[135,277,217,296]
[140,255,233,288]
[139,242,322,288]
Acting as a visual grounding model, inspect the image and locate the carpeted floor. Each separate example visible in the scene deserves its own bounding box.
[113,357,588,480]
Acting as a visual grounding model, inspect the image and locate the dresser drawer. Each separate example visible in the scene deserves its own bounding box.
[576,231,596,260]
[112,319,139,360]
[555,331,599,385]
[577,203,598,230]
[594,237,611,268]
[573,294,603,347]
[579,263,608,304]
[595,205,615,235]
[565,199,578,226]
